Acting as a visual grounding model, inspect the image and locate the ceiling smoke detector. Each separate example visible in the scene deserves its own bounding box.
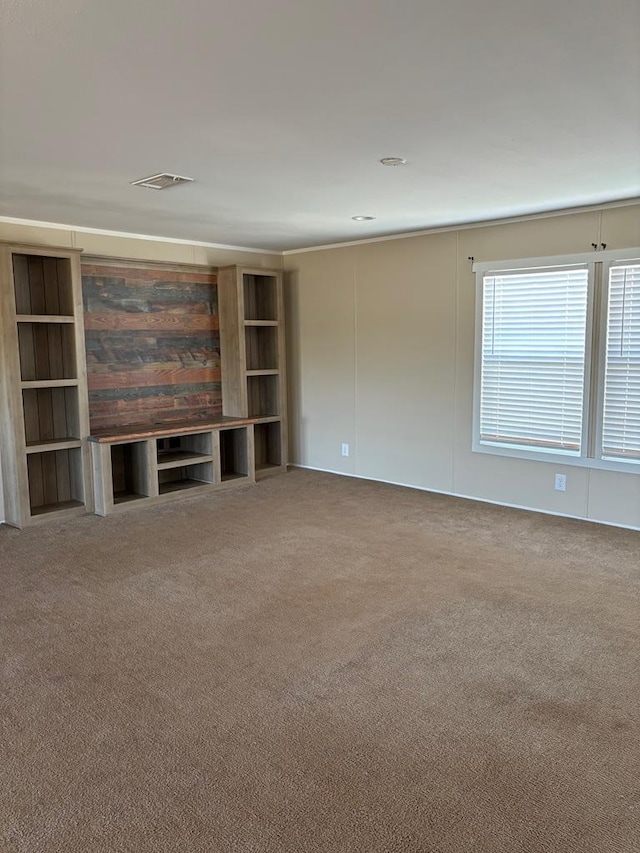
[380,157,406,167]
[130,173,194,190]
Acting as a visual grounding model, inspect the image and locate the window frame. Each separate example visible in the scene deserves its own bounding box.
[472,248,640,472]
[595,257,640,470]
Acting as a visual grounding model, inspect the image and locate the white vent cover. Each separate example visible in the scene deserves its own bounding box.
[130,173,194,190]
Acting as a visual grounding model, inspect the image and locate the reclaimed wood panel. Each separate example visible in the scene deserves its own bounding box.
[82,263,221,431]
[84,314,218,331]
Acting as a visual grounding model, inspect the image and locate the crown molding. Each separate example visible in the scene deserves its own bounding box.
[0,216,281,256]
[282,197,640,255]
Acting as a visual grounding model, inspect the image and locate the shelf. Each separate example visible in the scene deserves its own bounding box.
[111,442,151,504]
[27,448,84,515]
[156,431,213,468]
[90,416,255,444]
[25,438,82,454]
[113,490,149,505]
[245,323,279,371]
[247,374,280,418]
[246,369,279,377]
[22,386,80,445]
[158,461,214,494]
[18,322,77,382]
[21,379,78,389]
[16,314,75,324]
[252,415,282,424]
[243,272,278,322]
[157,451,213,470]
[31,499,84,517]
[13,254,75,316]
[158,478,211,495]
[254,421,282,471]
[220,427,250,481]
[244,320,279,327]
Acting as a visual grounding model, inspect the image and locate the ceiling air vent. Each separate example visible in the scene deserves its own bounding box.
[130,173,194,190]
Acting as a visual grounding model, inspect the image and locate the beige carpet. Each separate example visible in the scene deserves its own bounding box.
[1,469,639,852]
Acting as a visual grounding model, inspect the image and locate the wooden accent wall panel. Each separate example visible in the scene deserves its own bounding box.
[82,262,221,431]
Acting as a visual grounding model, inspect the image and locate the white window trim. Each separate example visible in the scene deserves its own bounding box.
[472,248,640,473]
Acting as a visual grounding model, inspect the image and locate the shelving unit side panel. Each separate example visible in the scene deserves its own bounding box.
[26,448,84,517]
[0,247,30,526]
[218,267,247,417]
[275,272,288,469]
[91,443,113,516]
[69,253,94,513]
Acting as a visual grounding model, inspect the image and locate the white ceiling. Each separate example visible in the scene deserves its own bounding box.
[1,0,639,251]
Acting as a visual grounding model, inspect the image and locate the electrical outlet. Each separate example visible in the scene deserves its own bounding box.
[554,473,567,492]
[341,443,349,457]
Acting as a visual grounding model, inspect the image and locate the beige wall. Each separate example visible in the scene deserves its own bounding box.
[285,202,640,529]
[0,220,281,522]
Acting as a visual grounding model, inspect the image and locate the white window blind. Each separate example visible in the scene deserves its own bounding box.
[601,263,640,461]
[479,267,589,454]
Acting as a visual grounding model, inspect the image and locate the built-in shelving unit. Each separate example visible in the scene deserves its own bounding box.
[0,244,92,527]
[218,266,287,478]
[90,418,256,516]
[1,252,288,527]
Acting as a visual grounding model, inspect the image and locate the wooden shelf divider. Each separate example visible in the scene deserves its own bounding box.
[21,378,79,389]
[16,314,76,324]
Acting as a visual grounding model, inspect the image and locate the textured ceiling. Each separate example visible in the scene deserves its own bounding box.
[1,0,639,251]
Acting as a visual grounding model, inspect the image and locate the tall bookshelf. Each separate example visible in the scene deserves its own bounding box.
[218,266,287,477]
[0,244,92,527]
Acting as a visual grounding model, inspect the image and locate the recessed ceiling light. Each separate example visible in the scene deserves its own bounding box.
[380,157,406,167]
[130,173,194,190]
[351,215,376,221]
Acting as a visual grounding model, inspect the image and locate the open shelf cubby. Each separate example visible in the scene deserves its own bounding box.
[111,442,151,504]
[17,322,77,382]
[27,447,84,515]
[156,432,213,469]
[158,461,214,494]
[245,325,278,371]
[254,421,282,472]
[247,374,279,418]
[22,386,80,446]
[243,273,278,321]
[220,427,250,481]
[13,253,75,316]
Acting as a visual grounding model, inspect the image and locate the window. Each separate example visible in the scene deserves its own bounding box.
[473,249,640,471]
[601,263,640,462]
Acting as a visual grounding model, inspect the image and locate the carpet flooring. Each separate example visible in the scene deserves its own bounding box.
[1,468,639,852]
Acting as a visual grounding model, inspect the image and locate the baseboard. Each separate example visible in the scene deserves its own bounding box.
[289,464,640,533]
